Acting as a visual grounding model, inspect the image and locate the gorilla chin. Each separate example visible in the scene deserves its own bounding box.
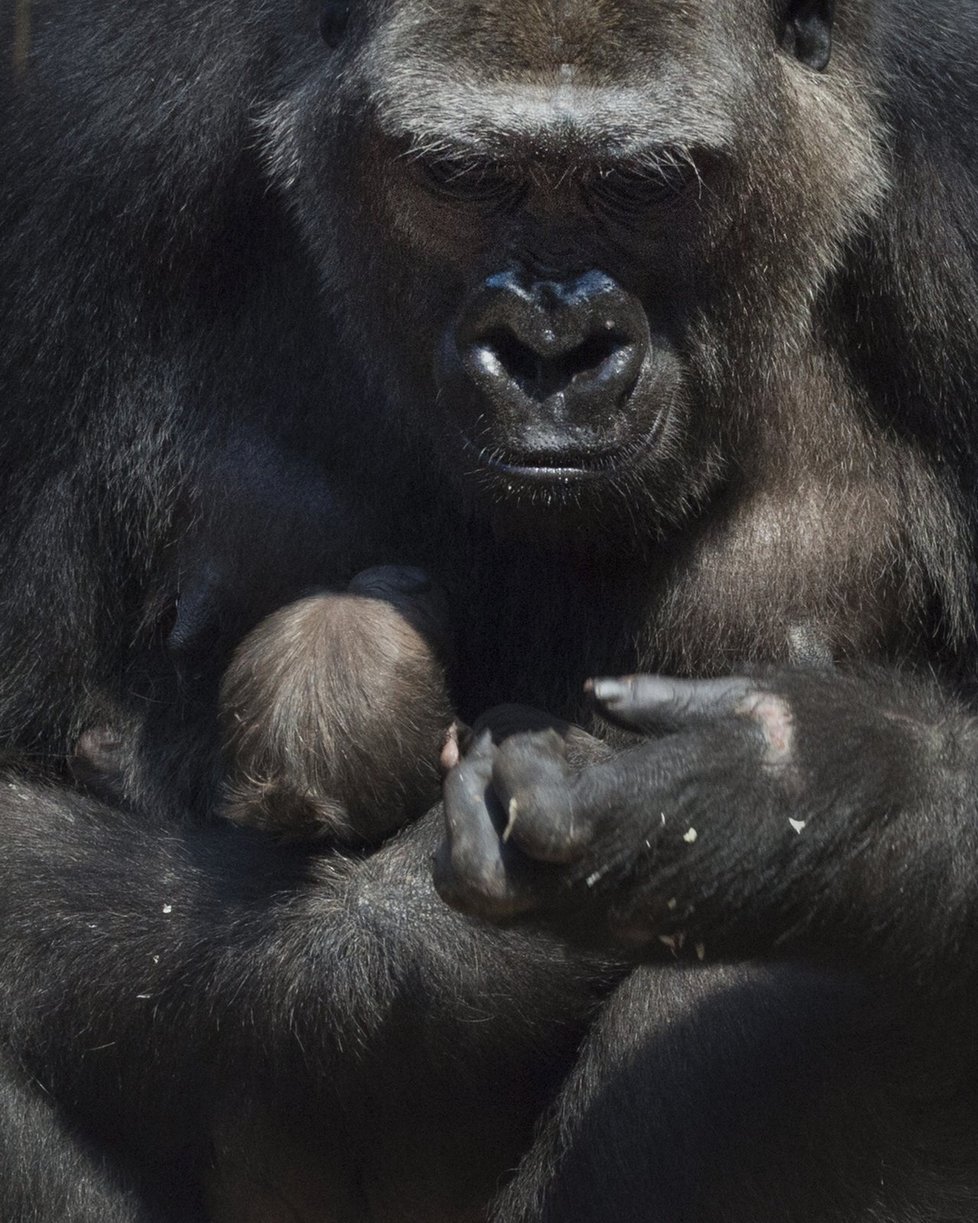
[449,424,681,545]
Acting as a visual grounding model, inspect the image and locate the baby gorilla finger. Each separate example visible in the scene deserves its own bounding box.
[490,731,594,864]
[587,674,756,734]
[435,733,548,919]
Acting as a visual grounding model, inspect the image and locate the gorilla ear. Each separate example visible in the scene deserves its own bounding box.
[319,2,352,49]
[780,0,835,71]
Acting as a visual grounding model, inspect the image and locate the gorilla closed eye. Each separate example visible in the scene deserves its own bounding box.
[319,1,351,48]
[589,159,698,217]
[414,155,527,210]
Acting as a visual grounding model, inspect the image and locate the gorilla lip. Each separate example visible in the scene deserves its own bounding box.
[456,398,672,488]
[460,433,633,484]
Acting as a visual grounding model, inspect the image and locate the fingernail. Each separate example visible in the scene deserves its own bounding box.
[473,728,494,754]
[589,678,627,703]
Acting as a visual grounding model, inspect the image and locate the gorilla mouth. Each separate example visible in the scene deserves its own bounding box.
[455,403,673,492]
[479,447,628,483]
[456,429,639,485]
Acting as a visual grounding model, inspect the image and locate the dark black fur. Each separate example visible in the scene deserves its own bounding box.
[2,0,978,1220]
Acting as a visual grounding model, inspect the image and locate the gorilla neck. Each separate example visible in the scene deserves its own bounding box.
[345,371,964,722]
[446,465,953,724]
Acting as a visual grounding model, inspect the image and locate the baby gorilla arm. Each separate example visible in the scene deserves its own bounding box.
[436,668,978,981]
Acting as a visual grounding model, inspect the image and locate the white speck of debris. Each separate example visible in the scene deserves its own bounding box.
[586,864,612,889]
[644,838,653,849]
[151,954,160,964]
[658,931,685,955]
[667,897,678,911]
[162,904,173,915]
[136,994,151,1001]
[660,812,667,827]
[788,818,807,835]
[502,799,519,843]
[696,942,706,961]
[683,827,698,844]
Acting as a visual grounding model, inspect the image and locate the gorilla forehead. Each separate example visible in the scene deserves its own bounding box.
[365,0,762,62]
[361,0,755,158]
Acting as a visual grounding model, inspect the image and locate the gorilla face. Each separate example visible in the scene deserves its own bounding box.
[272,0,879,531]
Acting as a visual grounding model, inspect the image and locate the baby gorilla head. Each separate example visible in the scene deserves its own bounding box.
[219,567,456,843]
[71,567,456,844]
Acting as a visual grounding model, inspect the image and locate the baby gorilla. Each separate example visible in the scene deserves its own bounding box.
[74,566,457,844]
[220,566,456,842]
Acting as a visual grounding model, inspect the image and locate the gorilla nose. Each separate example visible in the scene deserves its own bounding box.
[458,270,647,422]
[483,324,631,402]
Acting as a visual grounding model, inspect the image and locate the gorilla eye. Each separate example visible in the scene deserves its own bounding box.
[319,2,351,48]
[415,156,524,210]
[590,160,696,217]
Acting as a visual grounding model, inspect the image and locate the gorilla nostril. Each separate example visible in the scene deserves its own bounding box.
[480,327,632,402]
[479,329,541,396]
[561,330,629,383]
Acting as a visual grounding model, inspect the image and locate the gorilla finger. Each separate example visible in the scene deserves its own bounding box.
[442,730,498,841]
[490,731,593,864]
[472,704,613,770]
[587,674,756,733]
[436,733,542,917]
[439,721,472,773]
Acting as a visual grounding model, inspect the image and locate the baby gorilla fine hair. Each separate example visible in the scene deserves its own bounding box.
[219,566,456,843]
[72,567,457,844]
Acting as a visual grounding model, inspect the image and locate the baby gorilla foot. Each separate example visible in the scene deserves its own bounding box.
[69,727,128,804]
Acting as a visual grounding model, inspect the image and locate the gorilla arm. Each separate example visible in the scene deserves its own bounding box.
[0,785,600,1223]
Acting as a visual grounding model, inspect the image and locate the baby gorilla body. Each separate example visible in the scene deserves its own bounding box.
[75,566,457,844]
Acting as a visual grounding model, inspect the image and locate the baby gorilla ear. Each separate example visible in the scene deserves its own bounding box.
[221,779,353,840]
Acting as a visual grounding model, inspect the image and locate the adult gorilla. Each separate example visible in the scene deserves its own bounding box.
[1,2,978,1222]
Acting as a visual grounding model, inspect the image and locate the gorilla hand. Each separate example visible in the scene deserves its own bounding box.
[435,670,954,966]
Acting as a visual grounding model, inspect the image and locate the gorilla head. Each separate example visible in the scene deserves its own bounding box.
[265,0,879,533]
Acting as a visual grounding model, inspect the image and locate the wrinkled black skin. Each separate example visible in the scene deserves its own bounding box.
[3,1,978,1222]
